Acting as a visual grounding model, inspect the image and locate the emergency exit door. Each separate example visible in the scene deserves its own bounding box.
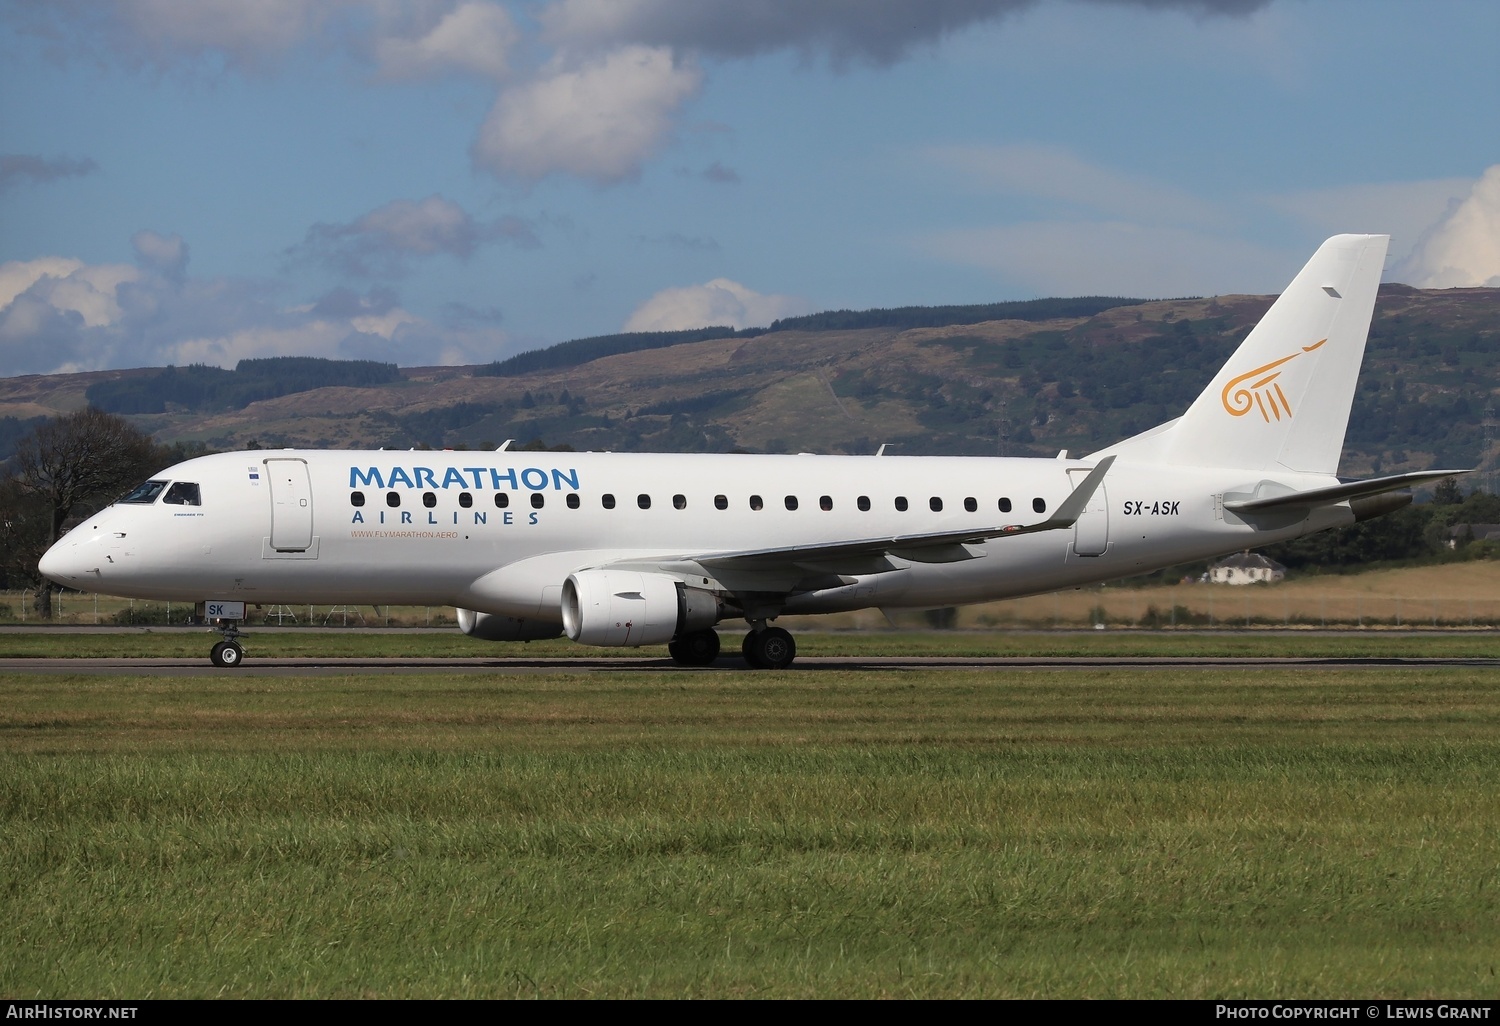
[266,459,314,551]
[1065,467,1109,556]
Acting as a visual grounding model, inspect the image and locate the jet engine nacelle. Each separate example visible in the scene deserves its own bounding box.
[456,607,564,642]
[561,570,720,647]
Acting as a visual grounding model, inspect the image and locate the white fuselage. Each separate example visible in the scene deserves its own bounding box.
[40,448,1348,622]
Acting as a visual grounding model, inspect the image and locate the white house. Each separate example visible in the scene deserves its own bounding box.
[1208,551,1287,585]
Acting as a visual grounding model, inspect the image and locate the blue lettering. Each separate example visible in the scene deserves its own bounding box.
[414,467,437,489]
[401,511,412,524]
[464,467,486,488]
[350,467,384,489]
[452,512,458,525]
[427,511,438,524]
[441,467,468,489]
[387,467,415,488]
[473,512,487,525]
[503,511,513,525]
[379,511,386,524]
[529,511,539,525]
[521,468,548,490]
[490,468,519,489]
[351,511,365,524]
[551,467,580,491]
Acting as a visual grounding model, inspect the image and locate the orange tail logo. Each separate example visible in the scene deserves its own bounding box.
[1221,338,1327,422]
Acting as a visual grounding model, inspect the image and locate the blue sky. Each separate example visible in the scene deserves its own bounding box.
[2,0,1497,375]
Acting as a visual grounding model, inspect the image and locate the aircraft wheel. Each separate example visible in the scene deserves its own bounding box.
[670,629,720,666]
[742,631,763,668]
[210,640,244,668]
[744,627,796,670]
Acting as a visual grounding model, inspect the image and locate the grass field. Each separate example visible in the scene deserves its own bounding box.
[4,666,1500,998]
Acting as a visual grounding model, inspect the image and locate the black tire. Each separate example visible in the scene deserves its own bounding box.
[744,627,796,670]
[742,631,763,668]
[670,629,720,666]
[210,640,244,668]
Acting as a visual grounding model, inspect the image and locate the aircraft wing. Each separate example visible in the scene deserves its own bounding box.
[1223,468,1473,513]
[683,456,1115,570]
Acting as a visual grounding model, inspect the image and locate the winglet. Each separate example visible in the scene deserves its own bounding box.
[1047,455,1114,528]
[1000,456,1115,536]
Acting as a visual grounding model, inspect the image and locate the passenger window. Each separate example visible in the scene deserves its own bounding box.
[566,493,580,509]
[749,495,764,511]
[351,491,366,508]
[120,480,168,504]
[714,495,728,510]
[929,497,943,512]
[785,496,798,511]
[422,491,437,508]
[162,482,201,506]
[495,493,510,509]
[999,497,1012,513]
[1033,497,1047,513]
[459,492,473,508]
[532,493,545,509]
[895,496,908,512]
[602,493,616,509]
[964,497,977,512]
[819,495,833,511]
[857,496,870,511]
[673,494,687,509]
[387,491,401,508]
[638,494,651,509]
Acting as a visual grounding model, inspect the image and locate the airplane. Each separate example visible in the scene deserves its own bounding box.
[38,234,1470,669]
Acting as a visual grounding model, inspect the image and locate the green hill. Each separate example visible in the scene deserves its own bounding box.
[1,285,1496,482]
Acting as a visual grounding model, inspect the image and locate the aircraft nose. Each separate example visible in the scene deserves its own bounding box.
[38,536,86,586]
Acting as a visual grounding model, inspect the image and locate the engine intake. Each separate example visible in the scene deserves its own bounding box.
[561,570,720,647]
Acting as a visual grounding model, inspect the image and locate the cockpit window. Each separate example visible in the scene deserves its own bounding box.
[162,482,202,506]
[119,480,168,504]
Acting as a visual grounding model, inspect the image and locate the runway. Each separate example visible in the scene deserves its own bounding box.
[4,654,1498,676]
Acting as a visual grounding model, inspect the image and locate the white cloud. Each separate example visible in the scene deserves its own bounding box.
[0,258,141,330]
[375,2,518,80]
[928,143,1222,226]
[0,237,511,374]
[920,220,1293,298]
[624,278,810,332]
[1392,165,1500,288]
[472,46,702,183]
[1263,177,1474,264]
[131,229,189,280]
[0,257,86,310]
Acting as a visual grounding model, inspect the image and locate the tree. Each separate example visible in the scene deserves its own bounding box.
[8,409,165,617]
[1432,476,1464,506]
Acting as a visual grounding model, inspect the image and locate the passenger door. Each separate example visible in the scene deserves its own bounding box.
[266,458,314,552]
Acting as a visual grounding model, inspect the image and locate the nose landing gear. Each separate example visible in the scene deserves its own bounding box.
[209,621,245,668]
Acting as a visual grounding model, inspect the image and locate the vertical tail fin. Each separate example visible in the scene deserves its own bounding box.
[1160,234,1388,474]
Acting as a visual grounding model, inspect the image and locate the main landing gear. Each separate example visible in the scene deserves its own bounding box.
[665,625,798,669]
[209,621,245,668]
[668,628,721,666]
[742,625,796,670]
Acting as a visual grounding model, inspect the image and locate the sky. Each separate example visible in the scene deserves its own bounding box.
[1,0,1498,376]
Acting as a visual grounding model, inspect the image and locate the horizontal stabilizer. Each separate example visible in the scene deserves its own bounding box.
[1223,469,1473,513]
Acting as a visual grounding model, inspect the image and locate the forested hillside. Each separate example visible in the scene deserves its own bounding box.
[1,286,1496,484]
